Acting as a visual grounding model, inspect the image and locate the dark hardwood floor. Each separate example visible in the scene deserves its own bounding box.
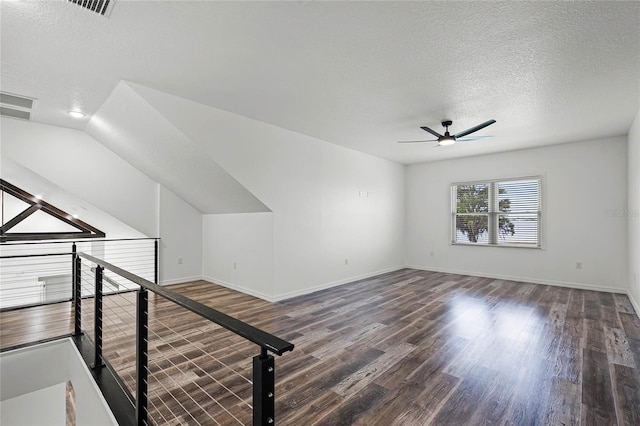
[2,269,640,425]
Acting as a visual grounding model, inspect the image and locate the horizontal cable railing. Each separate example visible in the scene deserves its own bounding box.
[0,239,294,424]
[0,252,73,309]
[0,238,158,310]
[76,252,294,425]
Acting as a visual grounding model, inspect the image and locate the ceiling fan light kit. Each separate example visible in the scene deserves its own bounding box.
[399,119,496,147]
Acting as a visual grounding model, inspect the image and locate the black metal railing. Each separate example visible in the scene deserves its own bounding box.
[73,252,293,426]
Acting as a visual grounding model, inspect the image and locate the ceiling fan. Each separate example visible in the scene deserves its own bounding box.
[399,119,496,146]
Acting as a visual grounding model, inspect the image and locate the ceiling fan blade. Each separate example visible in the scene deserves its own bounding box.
[420,126,443,138]
[456,135,493,142]
[453,119,496,138]
[398,139,438,144]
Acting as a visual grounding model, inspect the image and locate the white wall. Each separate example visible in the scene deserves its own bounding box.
[203,213,274,299]
[158,185,203,285]
[629,110,640,312]
[0,339,118,425]
[130,83,406,300]
[1,118,204,288]
[1,118,159,237]
[406,137,628,292]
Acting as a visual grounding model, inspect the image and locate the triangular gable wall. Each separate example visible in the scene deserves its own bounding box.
[1,179,105,242]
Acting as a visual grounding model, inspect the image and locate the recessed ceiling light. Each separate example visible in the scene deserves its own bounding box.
[68,110,85,118]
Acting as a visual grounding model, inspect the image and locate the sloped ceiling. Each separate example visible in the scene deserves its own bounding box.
[0,1,638,165]
[1,159,146,238]
[85,82,270,214]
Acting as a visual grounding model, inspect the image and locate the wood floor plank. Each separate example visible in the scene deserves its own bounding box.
[313,383,387,426]
[430,366,498,425]
[605,326,637,368]
[581,403,617,426]
[389,373,460,425]
[279,390,344,425]
[544,378,581,425]
[611,363,640,425]
[613,293,637,315]
[582,349,616,415]
[278,347,384,411]
[585,318,608,353]
[620,312,640,340]
[330,342,414,397]
[467,367,515,424]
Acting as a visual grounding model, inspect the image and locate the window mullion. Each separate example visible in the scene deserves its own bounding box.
[489,182,497,245]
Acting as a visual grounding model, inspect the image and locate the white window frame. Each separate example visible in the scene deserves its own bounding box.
[451,176,542,248]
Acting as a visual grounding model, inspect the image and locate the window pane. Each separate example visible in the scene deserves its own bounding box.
[456,184,489,213]
[498,213,539,245]
[451,178,541,248]
[497,179,539,211]
[455,214,489,244]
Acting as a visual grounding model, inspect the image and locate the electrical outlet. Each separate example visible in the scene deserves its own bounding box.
[430,251,435,257]
[345,258,349,265]
[576,261,582,270]
[178,257,183,265]
[233,262,237,270]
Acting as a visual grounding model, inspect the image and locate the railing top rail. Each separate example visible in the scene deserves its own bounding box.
[77,252,294,356]
[0,252,74,260]
[0,237,160,246]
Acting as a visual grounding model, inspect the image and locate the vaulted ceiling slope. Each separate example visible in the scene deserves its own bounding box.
[85,82,270,214]
[1,1,639,164]
[1,159,147,238]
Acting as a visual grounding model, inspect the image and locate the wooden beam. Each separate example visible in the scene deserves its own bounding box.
[0,204,42,233]
[1,179,105,241]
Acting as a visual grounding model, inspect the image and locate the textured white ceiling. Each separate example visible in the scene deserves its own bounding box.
[1,1,638,165]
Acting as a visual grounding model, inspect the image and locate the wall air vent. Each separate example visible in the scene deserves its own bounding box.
[0,92,36,121]
[67,0,116,17]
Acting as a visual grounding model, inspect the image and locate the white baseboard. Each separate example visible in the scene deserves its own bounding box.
[627,290,640,317]
[160,275,203,286]
[269,265,405,302]
[203,265,405,303]
[405,264,629,294]
[201,276,275,302]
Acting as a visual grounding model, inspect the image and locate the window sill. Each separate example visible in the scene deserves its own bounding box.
[451,242,542,249]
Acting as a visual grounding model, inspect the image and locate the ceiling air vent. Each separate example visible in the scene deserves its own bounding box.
[67,0,116,17]
[0,92,36,121]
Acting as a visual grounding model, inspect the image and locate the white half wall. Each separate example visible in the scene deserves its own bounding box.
[158,185,203,285]
[202,212,274,299]
[129,83,406,300]
[0,339,118,425]
[406,137,629,292]
[629,110,640,313]
[1,118,159,237]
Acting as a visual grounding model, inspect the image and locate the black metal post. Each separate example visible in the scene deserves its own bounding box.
[253,348,275,425]
[136,289,149,425]
[73,254,82,336]
[71,242,77,301]
[93,265,104,369]
[154,239,159,285]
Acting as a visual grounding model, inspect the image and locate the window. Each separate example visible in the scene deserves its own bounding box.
[451,177,541,247]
